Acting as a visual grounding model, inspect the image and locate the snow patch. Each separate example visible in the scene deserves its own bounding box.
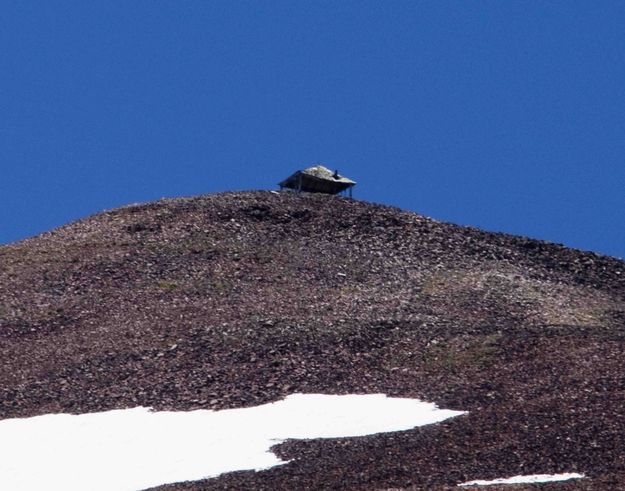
[0,393,465,491]
[459,473,585,486]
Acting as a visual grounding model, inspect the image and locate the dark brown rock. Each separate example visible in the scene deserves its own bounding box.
[1,191,624,490]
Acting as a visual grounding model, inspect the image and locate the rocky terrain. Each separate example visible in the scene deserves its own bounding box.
[1,190,624,490]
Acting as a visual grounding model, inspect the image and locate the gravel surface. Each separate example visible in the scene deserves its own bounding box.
[1,190,624,490]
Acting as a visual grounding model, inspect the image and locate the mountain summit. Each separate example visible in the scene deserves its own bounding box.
[1,191,624,490]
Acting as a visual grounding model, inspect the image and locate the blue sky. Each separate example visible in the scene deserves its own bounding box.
[2,1,624,258]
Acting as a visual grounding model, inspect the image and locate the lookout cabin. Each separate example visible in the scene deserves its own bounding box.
[279,165,356,197]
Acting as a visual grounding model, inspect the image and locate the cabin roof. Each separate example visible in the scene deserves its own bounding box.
[279,165,356,194]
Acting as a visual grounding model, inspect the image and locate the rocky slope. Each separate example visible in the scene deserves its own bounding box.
[1,191,624,490]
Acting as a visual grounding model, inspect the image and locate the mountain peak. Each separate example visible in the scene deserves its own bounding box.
[1,191,624,489]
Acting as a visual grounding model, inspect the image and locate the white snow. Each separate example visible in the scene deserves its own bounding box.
[0,393,465,491]
[458,473,585,486]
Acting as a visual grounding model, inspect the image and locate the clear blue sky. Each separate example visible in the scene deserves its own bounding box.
[2,1,624,258]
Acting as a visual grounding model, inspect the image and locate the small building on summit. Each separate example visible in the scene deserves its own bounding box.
[279,165,356,197]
